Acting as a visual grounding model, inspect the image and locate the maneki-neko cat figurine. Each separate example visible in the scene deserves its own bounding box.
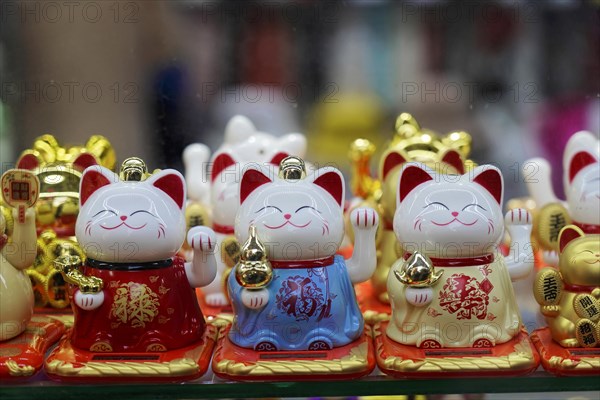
[6,134,116,310]
[44,158,218,382]
[531,225,600,375]
[0,170,65,380]
[375,162,540,378]
[524,131,599,266]
[349,113,475,322]
[183,115,306,313]
[212,157,379,381]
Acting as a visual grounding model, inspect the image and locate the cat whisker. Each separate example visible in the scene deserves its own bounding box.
[413,218,421,231]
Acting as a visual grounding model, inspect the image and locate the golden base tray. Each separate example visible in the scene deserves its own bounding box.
[374,321,540,378]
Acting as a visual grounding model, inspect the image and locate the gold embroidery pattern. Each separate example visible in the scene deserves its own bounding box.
[110,282,160,328]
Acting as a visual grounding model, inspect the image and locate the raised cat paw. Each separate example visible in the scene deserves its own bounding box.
[74,290,105,311]
[205,293,228,307]
[542,250,559,267]
[505,208,532,227]
[559,338,581,348]
[350,207,379,230]
[187,226,217,253]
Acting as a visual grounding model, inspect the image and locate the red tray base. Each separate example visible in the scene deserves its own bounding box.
[44,323,218,383]
[374,321,540,378]
[0,316,66,381]
[531,327,600,376]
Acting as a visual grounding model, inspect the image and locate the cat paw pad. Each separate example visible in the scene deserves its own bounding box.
[350,208,379,230]
[505,208,531,226]
[187,226,217,252]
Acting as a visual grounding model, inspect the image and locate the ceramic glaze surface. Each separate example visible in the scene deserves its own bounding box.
[68,165,217,352]
[0,208,36,341]
[387,163,533,348]
[229,163,378,351]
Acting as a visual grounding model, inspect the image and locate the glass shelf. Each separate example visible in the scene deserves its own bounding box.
[1,371,599,399]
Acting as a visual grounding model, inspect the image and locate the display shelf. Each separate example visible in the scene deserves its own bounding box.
[1,371,599,399]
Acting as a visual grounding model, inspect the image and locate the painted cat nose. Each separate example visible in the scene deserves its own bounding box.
[451,211,459,217]
[120,216,127,221]
[284,214,292,220]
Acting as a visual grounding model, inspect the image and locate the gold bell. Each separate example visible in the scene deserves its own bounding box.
[394,252,444,288]
[278,156,306,180]
[120,157,148,182]
[235,225,273,289]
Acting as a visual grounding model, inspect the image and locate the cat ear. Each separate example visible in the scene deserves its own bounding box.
[72,153,98,172]
[380,150,408,181]
[568,151,598,183]
[240,167,273,204]
[270,152,289,166]
[559,225,585,253]
[472,166,503,205]
[16,152,40,170]
[310,167,345,207]
[440,149,465,174]
[210,152,236,182]
[146,170,186,209]
[80,166,118,206]
[397,163,434,206]
[224,115,257,144]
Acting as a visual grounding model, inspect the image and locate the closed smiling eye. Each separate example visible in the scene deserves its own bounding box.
[295,205,321,214]
[255,205,283,213]
[423,202,449,210]
[91,209,117,218]
[462,203,487,211]
[130,210,158,218]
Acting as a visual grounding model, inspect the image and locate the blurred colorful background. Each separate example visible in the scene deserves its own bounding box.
[1,0,599,202]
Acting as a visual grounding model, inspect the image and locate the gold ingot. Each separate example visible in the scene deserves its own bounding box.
[278,156,306,180]
[54,254,103,294]
[394,252,444,288]
[235,225,273,289]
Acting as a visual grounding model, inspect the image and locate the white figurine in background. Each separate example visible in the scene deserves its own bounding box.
[524,131,600,265]
[183,115,306,306]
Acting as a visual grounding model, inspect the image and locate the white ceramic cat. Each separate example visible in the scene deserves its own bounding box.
[0,207,36,341]
[525,131,600,265]
[228,163,378,350]
[69,166,217,352]
[183,115,306,306]
[387,163,534,348]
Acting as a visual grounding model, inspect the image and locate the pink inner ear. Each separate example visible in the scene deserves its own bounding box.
[569,151,597,183]
[559,226,584,253]
[153,174,185,209]
[270,152,289,166]
[73,153,98,172]
[441,150,465,174]
[240,169,272,204]
[81,170,111,206]
[313,171,343,206]
[399,166,433,202]
[382,152,407,180]
[473,169,502,204]
[17,154,39,170]
[211,153,236,182]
